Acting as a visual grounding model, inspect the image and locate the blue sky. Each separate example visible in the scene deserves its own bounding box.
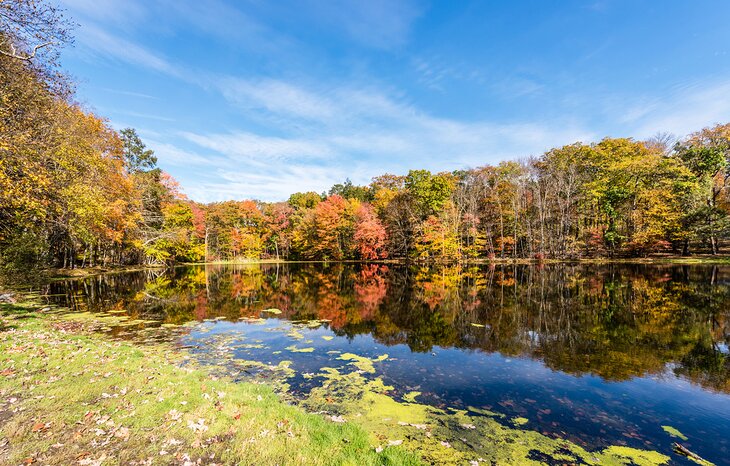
[58,0,730,202]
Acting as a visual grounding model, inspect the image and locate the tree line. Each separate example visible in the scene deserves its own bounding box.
[2,1,729,271]
[195,131,730,263]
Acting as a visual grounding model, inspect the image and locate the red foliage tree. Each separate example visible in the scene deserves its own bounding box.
[190,203,207,240]
[353,203,388,260]
[262,202,294,259]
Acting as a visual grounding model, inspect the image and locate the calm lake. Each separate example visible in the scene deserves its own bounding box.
[38,263,730,465]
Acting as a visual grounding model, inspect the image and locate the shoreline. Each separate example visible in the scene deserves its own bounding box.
[0,296,678,465]
[0,297,417,465]
[1,256,726,289]
[185,255,730,266]
[7,255,728,284]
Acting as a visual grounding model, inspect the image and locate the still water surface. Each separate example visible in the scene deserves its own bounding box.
[41,263,730,464]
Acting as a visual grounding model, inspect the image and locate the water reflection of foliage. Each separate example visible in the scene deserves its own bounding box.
[49,263,730,392]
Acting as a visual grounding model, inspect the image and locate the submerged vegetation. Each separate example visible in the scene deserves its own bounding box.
[2,2,730,274]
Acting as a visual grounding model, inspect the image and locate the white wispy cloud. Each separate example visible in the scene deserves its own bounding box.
[113,111,175,122]
[175,77,595,202]
[215,77,594,160]
[73,24,182,77]
[146,141,214,167]
[629,78,730,138]
[181,132,335,163]
[100,88,159,100]
[60,0,148,29]
[219,78,338,122]
[183,164,349,203]
[411,56,487,91]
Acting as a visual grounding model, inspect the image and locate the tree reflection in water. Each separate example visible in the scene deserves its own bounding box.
[47,263,730,394]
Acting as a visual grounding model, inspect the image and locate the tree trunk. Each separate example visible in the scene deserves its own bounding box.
[204,227,209,263]
[682,238,690,256]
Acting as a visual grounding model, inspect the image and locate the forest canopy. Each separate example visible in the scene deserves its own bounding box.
[1,1,729,271]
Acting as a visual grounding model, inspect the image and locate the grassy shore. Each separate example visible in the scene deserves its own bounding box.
[0,300,418,466]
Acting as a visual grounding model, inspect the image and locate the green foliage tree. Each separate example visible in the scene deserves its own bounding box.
[405,170,454,217]
[120,128,158,174]
[329,178,373,202]
[674,125,730,254]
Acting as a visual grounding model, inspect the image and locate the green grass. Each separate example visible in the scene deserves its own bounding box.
[0,302,419,465]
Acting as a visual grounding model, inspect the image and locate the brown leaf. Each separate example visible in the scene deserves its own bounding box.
[233,413,241,420]
[31,422,46,433]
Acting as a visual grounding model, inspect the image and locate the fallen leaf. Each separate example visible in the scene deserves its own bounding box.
[31,422,48,433]
[114,426,130,440]
[188,419,208,433]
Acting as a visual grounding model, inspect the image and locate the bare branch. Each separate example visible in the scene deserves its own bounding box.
[0,41,52,61]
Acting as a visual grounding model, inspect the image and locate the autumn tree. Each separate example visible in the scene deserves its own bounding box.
[205,200,265,260]
[413,214,460,261]
[353,203,388,260]
[230,200,265,259]
[531,143,593,257]
[288,191,322,210]
[312,195,356,260]
[262,202,294,260]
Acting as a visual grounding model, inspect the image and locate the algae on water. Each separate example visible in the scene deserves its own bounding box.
[661,425,688,441]
[299,352,671,466]
[511,416,528,426]
[285,345,314,353]
[337,353,389,373]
